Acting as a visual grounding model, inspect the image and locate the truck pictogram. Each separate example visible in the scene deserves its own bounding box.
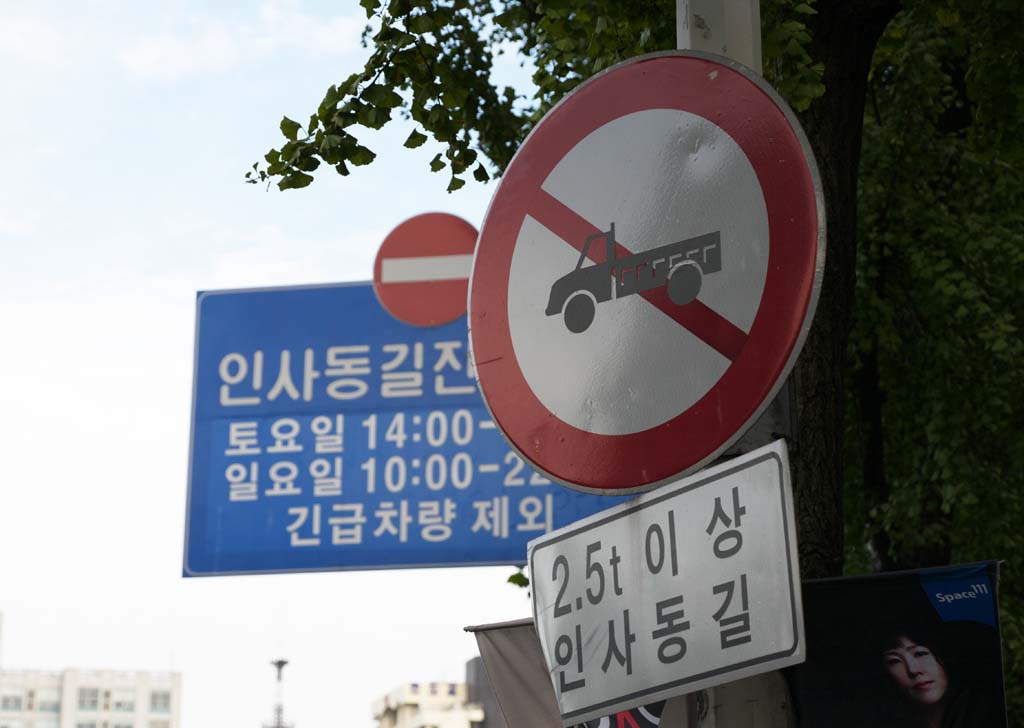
[545,223,723,333]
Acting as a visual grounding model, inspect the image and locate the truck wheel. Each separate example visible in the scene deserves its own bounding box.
[564,292,595,333]
[667,262,702,306]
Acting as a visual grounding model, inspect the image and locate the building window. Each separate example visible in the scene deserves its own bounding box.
[149,691,170,713]
[0,696,22,711]
[113,723,134,728]
[112,690,135,712]
[35,688,60,714]
[75,723,97,728]
[0,720,23,728]
[78,688,99,711]
[149,721,170,728]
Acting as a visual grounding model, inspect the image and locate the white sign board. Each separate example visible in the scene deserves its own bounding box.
[528,440,804,725]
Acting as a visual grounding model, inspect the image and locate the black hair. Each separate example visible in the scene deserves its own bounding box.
[875,619,950,667]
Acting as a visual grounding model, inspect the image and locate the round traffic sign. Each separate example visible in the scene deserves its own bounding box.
[373,212,478,327]
[469,52,825,494]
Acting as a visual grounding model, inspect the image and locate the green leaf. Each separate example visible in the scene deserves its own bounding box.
[936,8,959,27]
[429,153,445,172]
[450,147,477,174]
[378,26,415,47]
[407,13,434,34]
[404,128,428,148]
[277,170,314,190]
[359,0,379,19]
[280,116,302,141]
[350,145,377,166]
[358,104,387,129]
[363,84,403,108]
[447,175,466,192]
[473,163,490,182]
[339,72,363,95]
[317,85,339,120]
[388,0,410,16]
[442,85,470,109]
[494,10,515,29]
[281,141,302,163]
[507,571,529,588]
[296,156,321,172]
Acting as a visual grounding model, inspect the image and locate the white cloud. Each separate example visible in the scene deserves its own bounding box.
[119,24,241,80]
[0,209,40,239]
[256,0,365,55]
[0,13,70,70]
[120,0,363,81]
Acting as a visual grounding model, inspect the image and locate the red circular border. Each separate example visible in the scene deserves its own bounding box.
[373,212,478,327]
[470,54,822,492]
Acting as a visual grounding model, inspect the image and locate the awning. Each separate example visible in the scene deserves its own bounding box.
[465,618,793,727]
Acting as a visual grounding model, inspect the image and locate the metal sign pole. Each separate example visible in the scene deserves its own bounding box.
[674,4,798,726]
[676,0,796,463]
[677,0,763,75]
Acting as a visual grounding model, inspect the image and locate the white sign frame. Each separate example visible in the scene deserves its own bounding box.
[528,440,804,725]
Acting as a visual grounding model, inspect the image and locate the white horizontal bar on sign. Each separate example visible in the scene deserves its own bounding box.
[380,254,474,283]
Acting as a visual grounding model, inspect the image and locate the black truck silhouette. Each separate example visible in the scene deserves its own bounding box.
[545,223,723,333]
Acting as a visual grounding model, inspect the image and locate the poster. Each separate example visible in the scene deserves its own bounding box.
[580,701,665,728]
[789,562,1007,727]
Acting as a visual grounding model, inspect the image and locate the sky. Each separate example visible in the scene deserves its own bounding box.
[0,2,537,726]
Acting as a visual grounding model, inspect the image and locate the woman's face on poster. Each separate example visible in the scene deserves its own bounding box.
[883,636,949,705]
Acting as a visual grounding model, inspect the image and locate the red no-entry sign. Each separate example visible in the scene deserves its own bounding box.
[373,212,478,327]
[469,52,825,494]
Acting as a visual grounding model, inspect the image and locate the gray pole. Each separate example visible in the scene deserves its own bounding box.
[676,0,763,74]
[265,659,292,728]
[672,5,798,726]
[673,0,797,461]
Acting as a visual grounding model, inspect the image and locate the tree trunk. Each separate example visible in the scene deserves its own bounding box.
[790,0,900,578]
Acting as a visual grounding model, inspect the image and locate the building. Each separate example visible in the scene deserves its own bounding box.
[463,658,505,728]
[371,681,483,728]
[0,668,181,728]
[371,658,506,728]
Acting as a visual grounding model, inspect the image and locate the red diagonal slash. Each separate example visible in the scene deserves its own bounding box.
[529,189,749,361]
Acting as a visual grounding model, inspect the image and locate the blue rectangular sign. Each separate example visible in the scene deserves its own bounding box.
[185,282,625,576]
